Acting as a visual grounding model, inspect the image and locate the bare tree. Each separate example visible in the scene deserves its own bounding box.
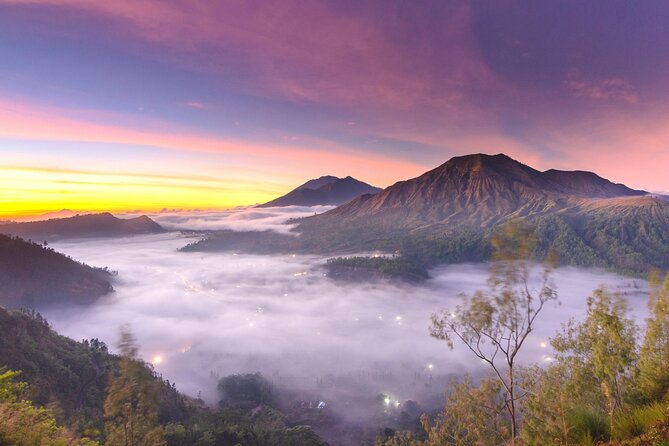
[430,223,557,444]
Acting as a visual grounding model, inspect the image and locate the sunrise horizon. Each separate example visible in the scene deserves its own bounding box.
[3,1,669,217]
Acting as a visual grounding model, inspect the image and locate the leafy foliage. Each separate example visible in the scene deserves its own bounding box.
[325,256,429,281]
[430,223,557,442]
[104,330,166,446]
[419,376,509,446]
[637,273,669,402]
[217,373,276,411]
[0,368,97,445]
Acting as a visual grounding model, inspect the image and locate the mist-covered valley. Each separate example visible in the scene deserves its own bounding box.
[40,207,650,437]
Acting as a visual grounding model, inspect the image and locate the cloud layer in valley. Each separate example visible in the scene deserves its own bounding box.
[43,209,650,425]
[125,205,334,234]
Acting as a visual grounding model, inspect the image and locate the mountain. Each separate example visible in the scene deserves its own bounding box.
[0,212,165,241]
[295,175,340,191]
[287,153,669,275]
[257,175,382,207]
[0,234,114,309]
[186,153,669,277]
[300,153,646,231]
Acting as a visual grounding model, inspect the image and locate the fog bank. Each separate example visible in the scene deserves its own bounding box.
[44,209,649,424]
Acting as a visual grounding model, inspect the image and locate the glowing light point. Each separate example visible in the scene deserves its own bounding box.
[152,355,163,365]
[428,364,434,370]
[378,315,383,320]
[540,342,547,348]
[395,316,402,321]
[384,397,390,405]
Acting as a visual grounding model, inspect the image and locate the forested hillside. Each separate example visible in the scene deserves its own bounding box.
[0,234,114,309]
[0,306,327,445]
[0,212,165,241]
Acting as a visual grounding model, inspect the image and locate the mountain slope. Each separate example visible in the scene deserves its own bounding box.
[0,234,114,309]
[296,175,340,191]
[0,306,330,445]
[0,212,165,241]
[300,154,646,230]
[0,306,192,439]
[188,153,668,276]
[258,176,382,207]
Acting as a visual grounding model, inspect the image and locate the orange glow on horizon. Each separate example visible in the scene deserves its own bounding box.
[0,98,428,218]
[0,166,282,219]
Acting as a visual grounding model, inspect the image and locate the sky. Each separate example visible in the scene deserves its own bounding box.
[2,0,669,216]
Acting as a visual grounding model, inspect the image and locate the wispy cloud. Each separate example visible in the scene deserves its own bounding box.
[565,77,638,104]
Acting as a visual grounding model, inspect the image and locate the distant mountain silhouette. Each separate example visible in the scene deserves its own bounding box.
[0,212,165,241]
[0,234,114,309]
[257,176,381,207]
[295,175,340,191]
[303,153,646,230]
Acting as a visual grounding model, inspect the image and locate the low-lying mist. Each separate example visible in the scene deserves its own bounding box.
[44,208,650,426]
[122,205,335,234]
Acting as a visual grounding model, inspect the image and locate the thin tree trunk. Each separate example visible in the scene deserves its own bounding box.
[509,366,517,446]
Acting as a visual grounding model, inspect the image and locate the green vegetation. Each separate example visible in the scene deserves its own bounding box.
[325,256,429,281]
[7,219,669,445]
[0,305,327,445]
[429,223,556,443]
[378,224,669,446]
[218,373,276,411]
[380,282,669,444]
[184,209,669,284]
[104,330,166,446]
[0,368,97,445]
[0,234,114,308]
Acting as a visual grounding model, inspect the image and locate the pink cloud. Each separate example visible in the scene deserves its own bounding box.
[0,98,427,187]
[1,0,500,111]
[565,77,638,104]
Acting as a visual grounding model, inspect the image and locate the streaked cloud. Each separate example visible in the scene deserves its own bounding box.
[1,0,669,211]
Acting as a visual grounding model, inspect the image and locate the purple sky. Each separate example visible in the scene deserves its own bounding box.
[2,0,669,214]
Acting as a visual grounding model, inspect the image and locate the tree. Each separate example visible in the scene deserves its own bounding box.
[0,368,96,445]
[429,223,557,444]
[421,376,509,446]
[217,373,275,411]
[637,272,669,402]
[551,288,638,441]
[104,329,165,446]
[520,364,572,445]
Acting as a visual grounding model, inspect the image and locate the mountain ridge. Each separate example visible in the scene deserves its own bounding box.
[0,212,165,241]
[299,153,647,230]
[257,175,382,208]
[0,234,114,309]
[187,153,669,277]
